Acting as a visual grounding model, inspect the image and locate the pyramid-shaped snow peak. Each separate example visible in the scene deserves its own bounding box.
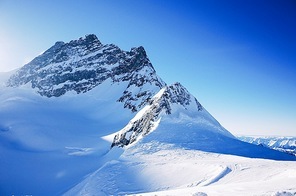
[111,83,234,147]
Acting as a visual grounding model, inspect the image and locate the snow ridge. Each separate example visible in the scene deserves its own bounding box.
[111,83,205,147]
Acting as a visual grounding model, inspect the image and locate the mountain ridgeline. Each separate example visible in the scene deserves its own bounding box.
[112,83,204,147]
[238,136,296,156]
[7,34,165,112]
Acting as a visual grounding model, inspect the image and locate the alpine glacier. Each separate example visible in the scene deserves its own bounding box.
[0,34,295,195]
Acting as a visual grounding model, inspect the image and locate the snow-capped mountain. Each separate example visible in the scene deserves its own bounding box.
[237,136,296,156]
[7,34,165,112]
[5,34,235,151]
[111,82,233,148]
[1,34,295,195]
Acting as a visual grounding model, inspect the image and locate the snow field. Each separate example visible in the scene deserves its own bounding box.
[0,78,134,195]
[1,69,295,195]
[66,140,296,195]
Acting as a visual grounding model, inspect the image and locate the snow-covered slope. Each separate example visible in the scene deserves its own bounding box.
[1,34,295,195]
[66,141,296,196]
[108,81,294,160]
[238,135,296,156]
[111,82,233,148]
[0,35,166,195]
[0,78,136,195]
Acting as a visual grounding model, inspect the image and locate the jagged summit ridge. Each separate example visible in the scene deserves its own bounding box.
[7,34,165,112]
[111,83,204,147]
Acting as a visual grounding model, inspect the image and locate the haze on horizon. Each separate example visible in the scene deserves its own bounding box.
[0,0,295,136]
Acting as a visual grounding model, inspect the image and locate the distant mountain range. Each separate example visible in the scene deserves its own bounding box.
[237,135,296,156]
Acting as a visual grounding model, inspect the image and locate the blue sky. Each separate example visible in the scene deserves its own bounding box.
[0,0,295,136]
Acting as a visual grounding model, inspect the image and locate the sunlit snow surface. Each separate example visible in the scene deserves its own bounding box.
[66,110,296,195]
[66,141,296,196]
[0,72,133,195]
[1,71,296,196]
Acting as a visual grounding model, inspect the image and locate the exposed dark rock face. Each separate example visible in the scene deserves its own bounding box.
[7,34,165,112]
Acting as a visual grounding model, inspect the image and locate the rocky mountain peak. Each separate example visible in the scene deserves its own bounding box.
[7,34,165,112]
[68,34,102,48]
[53,41,65,48]
[130,46,146,57]
[161,82,203,114]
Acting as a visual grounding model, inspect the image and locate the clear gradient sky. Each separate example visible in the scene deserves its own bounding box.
[0,0,295,136]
